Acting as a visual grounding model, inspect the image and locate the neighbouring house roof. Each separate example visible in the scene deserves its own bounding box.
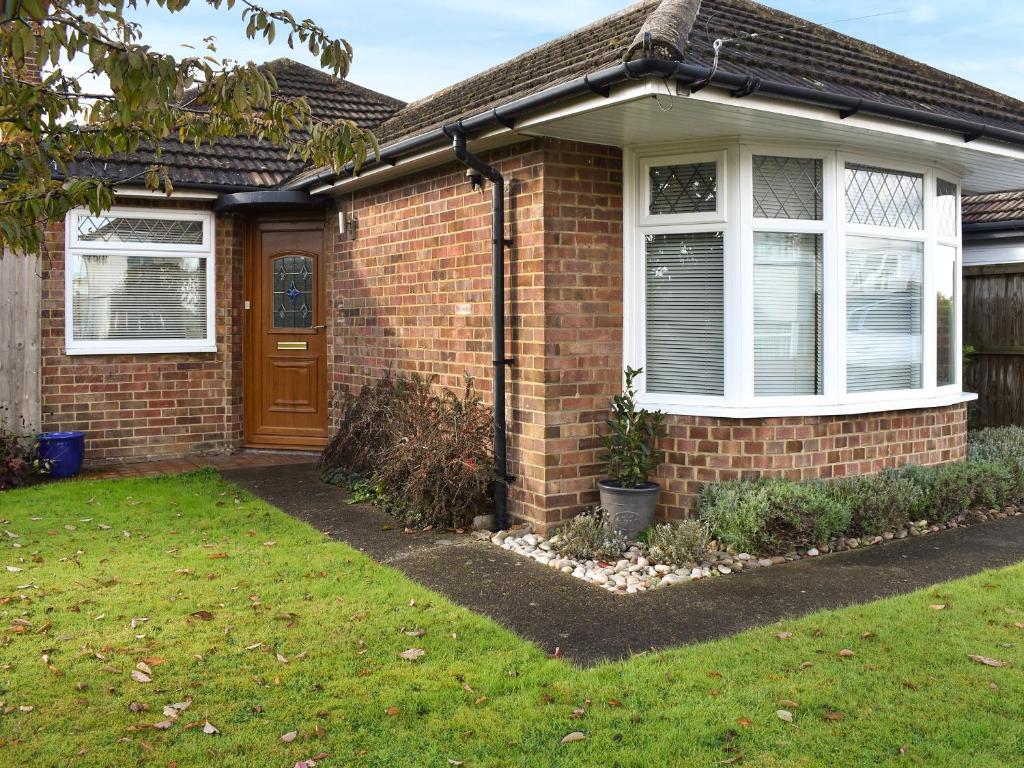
[71,59,405,189]
[963,190,1024,226]
[372,0,1024,149]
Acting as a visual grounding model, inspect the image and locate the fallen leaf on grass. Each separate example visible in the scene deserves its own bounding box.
[153,720,175,730]
[276,653,290,664]
[208,553,227,559]
[281,731,298,743]
[187,611,214,622]
[607,699,622,707]
[776,631,792,640]
[929,604,947,611]
[202,721,220,735]
[398,648,426,661]
[130,670,152,683]
[447,761,464,766]
[561,731,587,744]
[968,654,1009,667]
[778,699,799,709]
[385,706,400,716]
[136,661,152,676]
[824,710,845,721]
[5,566,23,573]
[736,717,752,728]
[838,648,855,658]
[776,710,794,723]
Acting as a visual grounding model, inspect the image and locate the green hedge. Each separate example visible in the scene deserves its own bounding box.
[696,426,1024,556]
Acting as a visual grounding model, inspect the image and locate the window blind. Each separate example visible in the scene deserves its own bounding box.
[72,254,208,341]
[645,231,724,395]
[846,236,923,392]
[936,243,957,386]
[753,233,823,396]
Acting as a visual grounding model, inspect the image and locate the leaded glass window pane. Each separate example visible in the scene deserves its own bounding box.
[752,156,823,220]
[273,255,314,329]
[72,254,207,340]
[936,179,958,238]
[754,233,823,395]
[77,215,204,245]
[649,162,717,215]
[845,164,924,229]
[645,231,724,395]
[846,236,923,392]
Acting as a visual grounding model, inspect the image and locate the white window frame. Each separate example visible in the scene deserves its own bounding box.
[64,207,217,355]
[623,141,973,417]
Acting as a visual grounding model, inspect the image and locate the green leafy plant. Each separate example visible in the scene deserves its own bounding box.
[1,1,377,253]
[552,509,627,561]
[0,424,45,491]
[601,366,665,488]
[834,473,924,537]
[647,520,707,565]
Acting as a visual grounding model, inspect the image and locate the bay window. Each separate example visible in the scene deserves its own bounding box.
[65,208,216,354]
[625,145,965,416]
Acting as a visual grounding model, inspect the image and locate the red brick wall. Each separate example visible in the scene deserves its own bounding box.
[327,140,551,522]
[40,203,244,465]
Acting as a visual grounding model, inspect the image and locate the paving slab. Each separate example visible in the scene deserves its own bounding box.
[222,462,1024,666]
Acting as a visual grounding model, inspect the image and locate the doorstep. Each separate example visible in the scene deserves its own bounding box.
[82,450,318,480]
[222,462,1024,666]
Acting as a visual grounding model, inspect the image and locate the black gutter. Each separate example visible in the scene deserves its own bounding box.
[446,126,511,531]
[294,57,1024,192]
[964,219,1024,233]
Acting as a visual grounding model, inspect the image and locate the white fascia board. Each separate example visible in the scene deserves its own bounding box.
[311,80,654,196]
[113,186,219,201]
[685,87,1024,167]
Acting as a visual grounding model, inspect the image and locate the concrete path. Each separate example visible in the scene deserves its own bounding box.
[223,462,1024,666]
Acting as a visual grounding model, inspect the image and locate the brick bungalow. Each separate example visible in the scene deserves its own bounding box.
[29,0,1024,531]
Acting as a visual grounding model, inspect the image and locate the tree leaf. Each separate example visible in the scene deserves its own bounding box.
[968,654,1009,667]
[398,648,426,661]
[561,731,587,744]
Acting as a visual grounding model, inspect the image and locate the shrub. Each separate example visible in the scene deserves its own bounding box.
[900,461,1018,523]
[697,478,850,555]
[967,425,1024,466]
[319,372,403,482]
[552,509,627,561]
[648,520,707,565]
[601,366,664,488]
[835,473,924,537]
[697,481,770,555]
[1,427,44,491]
[375,376,494,529]
[320,373,495,529]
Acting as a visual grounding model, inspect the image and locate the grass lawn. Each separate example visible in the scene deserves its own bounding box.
[1,471,1022,767]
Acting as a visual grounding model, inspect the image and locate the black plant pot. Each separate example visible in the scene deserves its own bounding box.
[598,479,661,539]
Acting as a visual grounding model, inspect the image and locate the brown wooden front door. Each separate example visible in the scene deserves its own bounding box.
[244,218,328,448]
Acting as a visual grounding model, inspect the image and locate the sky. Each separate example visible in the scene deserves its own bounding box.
[117,1,1024,104]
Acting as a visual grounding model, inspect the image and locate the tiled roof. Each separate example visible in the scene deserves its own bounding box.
[374,0,1024,147]
[963,190,1024,225]
[71,59,404,189]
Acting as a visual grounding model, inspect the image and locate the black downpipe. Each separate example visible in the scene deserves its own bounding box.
[448,128,510,530]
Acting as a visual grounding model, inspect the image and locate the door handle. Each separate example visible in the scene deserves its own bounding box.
[313,325,326,331]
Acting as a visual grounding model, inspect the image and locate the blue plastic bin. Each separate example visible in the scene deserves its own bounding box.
[37,431,86,479]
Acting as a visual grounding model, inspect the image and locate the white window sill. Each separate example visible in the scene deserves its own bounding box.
[65,343,218,356]
[636,391,977,419]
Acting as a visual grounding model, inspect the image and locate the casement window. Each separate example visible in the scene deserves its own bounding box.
[65,208,216,355]
[625,146,966,417]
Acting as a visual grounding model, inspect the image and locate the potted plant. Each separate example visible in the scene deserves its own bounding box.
[599,366,665,539]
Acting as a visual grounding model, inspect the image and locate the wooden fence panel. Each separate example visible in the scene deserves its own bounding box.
[0,249,42,434]
[963,263,1024,428]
